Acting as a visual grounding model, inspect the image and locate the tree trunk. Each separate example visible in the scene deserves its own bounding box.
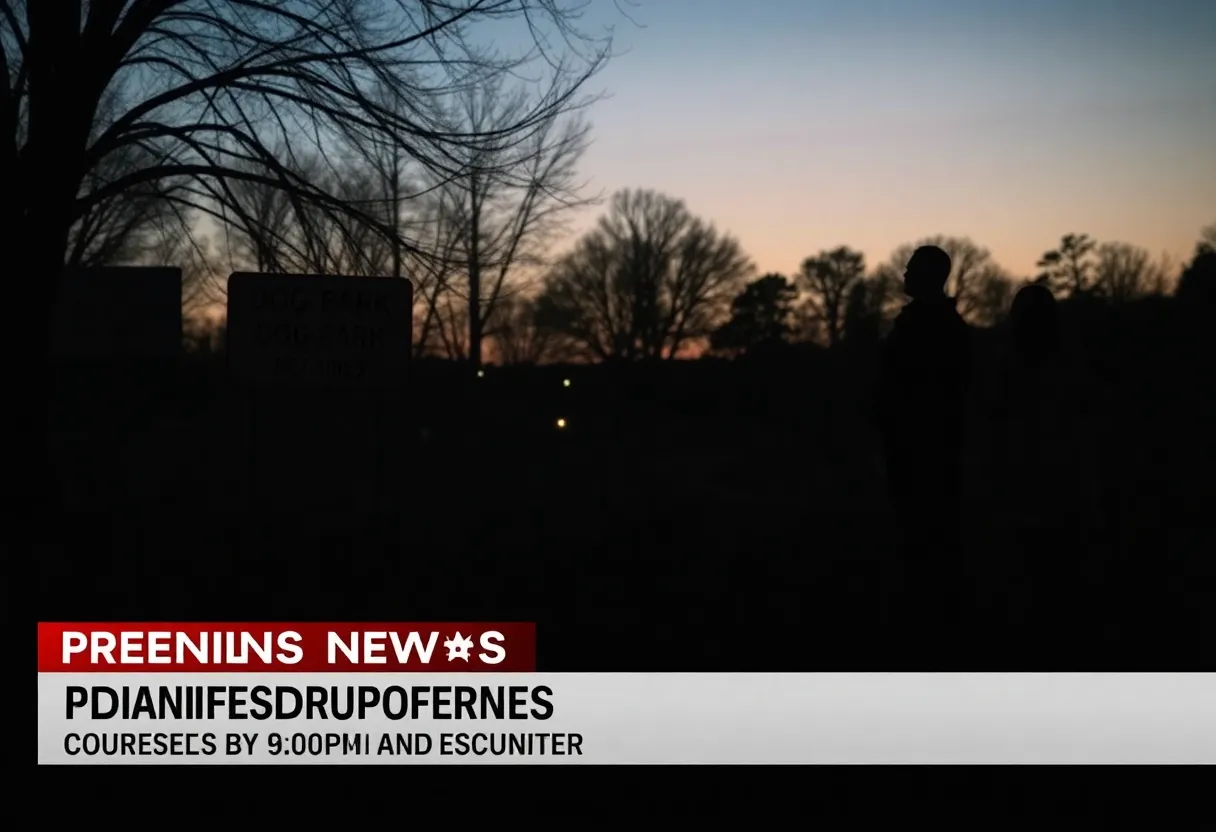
[390,146,402,280]
[18,0,96,547]
[9,219,71,528]
[468,189,482,370]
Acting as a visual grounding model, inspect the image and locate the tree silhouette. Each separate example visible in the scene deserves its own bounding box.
[1037,233,1097,296]
[64,90,192,270]
[842,273,901,346]
[223,154,405,278]
[1176,226,1216,307]
[710,273,799,356]
[411,189,474,358]
[876,235,1015,326]
[1093,241,1171,304]
[6,5,612,333]
[7,0,615,511]
[972,272,1021,327]
[427,77,596,369]
[1198,223,1216,256]
[798,246,866,347]
[534,189,753,361]
[487,294,558,366]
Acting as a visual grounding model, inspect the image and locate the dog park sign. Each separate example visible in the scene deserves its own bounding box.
[227,272,412,388]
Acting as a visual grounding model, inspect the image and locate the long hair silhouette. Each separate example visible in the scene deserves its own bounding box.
[1010,284,1060,367]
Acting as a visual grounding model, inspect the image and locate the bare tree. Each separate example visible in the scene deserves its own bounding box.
[5,0,615,349]
[1198,223,1216,256]
[1037,233,1097,296]
[214,79,596,363]
[67,155,185,269]
[306,168,400,276]
[143,217,219,316]
[56,85,221,325]
[1094,241,1171,303]
[534,189,753,361]
[875,235,1015,326]
[488,293,558,365]
[970,272,1022,327]
[355,83,422,283]
[410,189,471,358]
[842,271,903,344]
[218,135,463,356]
[218,152,393,278]
[798,246,866,348]
[221,158,299,273]
[426,76,596,368]
[1176,225,1216,307]
[63,88,189,268]
[6,0,617,514]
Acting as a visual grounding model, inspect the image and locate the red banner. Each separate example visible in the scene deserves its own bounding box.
[37,623,536,672]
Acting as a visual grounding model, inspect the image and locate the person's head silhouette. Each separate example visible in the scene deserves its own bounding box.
[903,245,953,299]
[1010,283,1060,365]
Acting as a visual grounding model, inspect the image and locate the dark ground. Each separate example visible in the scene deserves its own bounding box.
[36,296,1216,670]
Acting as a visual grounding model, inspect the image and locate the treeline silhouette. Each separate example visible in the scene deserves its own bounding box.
[42,225,1216,670]
[185,190,1208,369]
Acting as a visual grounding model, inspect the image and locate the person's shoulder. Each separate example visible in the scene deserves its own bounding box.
[886,304,912,336]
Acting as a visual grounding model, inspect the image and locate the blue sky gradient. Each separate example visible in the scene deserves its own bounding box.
[557,0,1215,277]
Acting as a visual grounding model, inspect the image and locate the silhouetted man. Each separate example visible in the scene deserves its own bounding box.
[876,245,972,632]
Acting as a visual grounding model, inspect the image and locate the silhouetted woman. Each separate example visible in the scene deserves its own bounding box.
[994,284,1101,643]
[1010,284,1061,368]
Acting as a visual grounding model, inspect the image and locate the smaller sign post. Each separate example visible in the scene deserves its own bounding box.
[226,273,412,511]
[48,267,183,511]
[51,266,183,364]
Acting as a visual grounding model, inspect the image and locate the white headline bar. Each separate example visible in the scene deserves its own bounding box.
[37,673,1216,764]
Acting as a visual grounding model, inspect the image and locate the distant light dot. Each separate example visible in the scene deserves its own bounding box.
[477,370,485,378]
[556,418,567,429]
[562,378,571,387]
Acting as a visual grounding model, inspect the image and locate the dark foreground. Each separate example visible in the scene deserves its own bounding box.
[37,302,1216,670]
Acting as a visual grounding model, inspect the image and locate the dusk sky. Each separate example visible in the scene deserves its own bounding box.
[561,0,1215,278]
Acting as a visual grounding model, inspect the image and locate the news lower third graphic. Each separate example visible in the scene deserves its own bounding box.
[36,623,1216,764]
[57,681,573,760]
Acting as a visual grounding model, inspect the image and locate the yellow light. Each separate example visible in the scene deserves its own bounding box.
[556,418,567,429]
[476,370,485,378]
[562,378,571,387]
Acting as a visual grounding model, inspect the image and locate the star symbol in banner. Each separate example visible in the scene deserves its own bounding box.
[444,632,474,662]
